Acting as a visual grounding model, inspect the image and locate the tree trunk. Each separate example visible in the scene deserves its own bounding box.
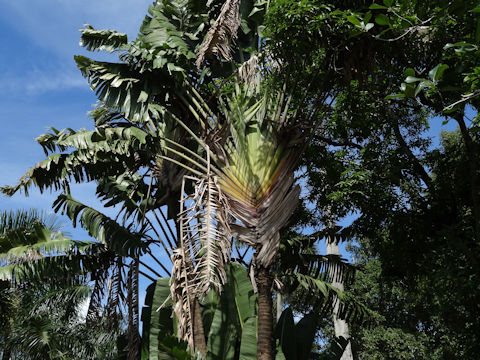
[193,298,207,356]
[257,265,275,360]
[1,345,12,360]
[326,228,354,360]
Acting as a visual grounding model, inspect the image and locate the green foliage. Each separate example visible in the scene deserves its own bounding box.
[140,262,334,359]
[0,210,125,360]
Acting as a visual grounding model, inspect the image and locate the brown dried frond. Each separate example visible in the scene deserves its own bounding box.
[196,0,241,68]
[237,54,260,87]
[178,174,231,296]
[170,249,195,350]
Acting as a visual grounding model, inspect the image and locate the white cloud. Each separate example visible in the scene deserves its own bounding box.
[0,66,87,95]
[0,0,153,58]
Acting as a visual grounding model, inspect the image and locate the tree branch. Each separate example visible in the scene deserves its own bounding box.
[392,117,433,191]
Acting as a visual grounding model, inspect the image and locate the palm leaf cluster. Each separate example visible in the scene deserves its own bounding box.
[0,210,126,359]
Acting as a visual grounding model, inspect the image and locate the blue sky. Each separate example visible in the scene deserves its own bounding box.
[0,0,153,213]
[0,0,157,308]
[0,1,154,223]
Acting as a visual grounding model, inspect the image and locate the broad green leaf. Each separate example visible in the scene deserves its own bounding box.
[383,0,393,7]
[405,76,425,83]
[369,4,387,9]
[274,308,297,360]
[141,278,173,360]
[428,64,449,81]
[295,313,318,360]
[375,14,390,26]
[346,15,361,26]
[206,277,240,359]
[239,317,257,360]
[230,263,257,326]
[200,289,220,337]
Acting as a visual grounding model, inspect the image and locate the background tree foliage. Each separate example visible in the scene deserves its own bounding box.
[265,0,480,358]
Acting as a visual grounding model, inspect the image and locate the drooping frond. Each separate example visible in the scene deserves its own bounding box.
[127,0,198,68]
[1,126,153,196]
[126,260,141,360]
[0,227,93,266]
[0,209,99,281]
[170,249,195,351]
[294,272,372,323]
[196,0,242,67]
[52,193,151,257]
[75,56,177,123]
[88,103,126,127]
[79,25,128,53]
[237,53,260,87]
[0,247,108,282]
[179,172,232,297]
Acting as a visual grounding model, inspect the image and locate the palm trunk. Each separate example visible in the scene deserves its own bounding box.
[257,265,274,360]
[326,228,354,360]
[1,345,12,360]
[193,298,207,356]
[127,260,141,360]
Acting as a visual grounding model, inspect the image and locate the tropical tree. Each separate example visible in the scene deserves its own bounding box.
[2,1,365,359]
[0,209,127,360]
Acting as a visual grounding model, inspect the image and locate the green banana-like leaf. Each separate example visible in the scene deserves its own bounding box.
[142,278,173,360]
[206,263,254,359]
[79,25,128,53]
[275,307,297,360]
[52,193,150,257]
[229,262,257,326]
[239,316,257,360]
[200,289,220,338]
[206,280,239,359]
[141,264,258,359]
[2,126,154,196]
[75,55,176,124]
[274,308,318,360]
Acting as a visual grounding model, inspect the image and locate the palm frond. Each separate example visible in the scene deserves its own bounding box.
[0,250,106,282]
[75,56,176,123]
[294,272,372,323]
[52,193,150,257]
[179,172,231,297]
[2,126,153,196]
[170,249,195,351]
[79,25,128,53]
[196,0,242,67]
[126,260,141,360]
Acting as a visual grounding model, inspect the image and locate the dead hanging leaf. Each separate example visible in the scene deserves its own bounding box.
[237,54,260,87]
[170,249,195,351]
[178,174,232,297]
[196,0,241,67]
